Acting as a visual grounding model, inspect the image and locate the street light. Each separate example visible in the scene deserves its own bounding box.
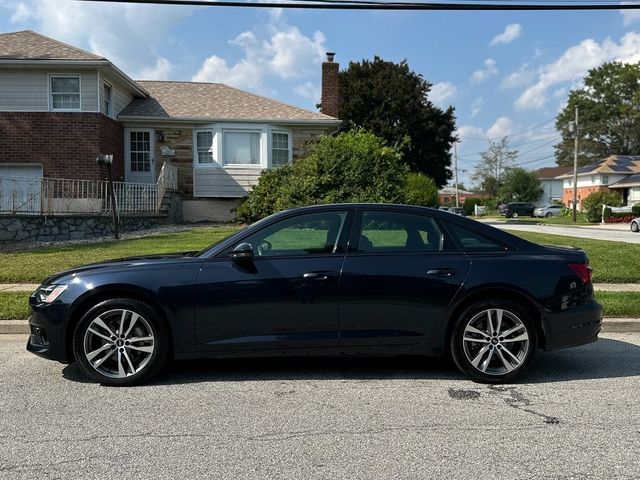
[96,154,119,240]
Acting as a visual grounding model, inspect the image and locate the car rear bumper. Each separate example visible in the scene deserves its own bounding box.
[542,301,602,351]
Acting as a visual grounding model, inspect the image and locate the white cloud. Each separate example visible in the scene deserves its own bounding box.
[5,0,191,79]
[429,82,457,106]
[501,64,535,89]
[489,23,523,46]
[515,32,640,110]
[192,17,326,92]
[294,81,320,102]
[470,97,483,119]
[621,2,640,25]
[456,125,485,141]
[471,58,498,84]
[138,57,173,81]
[487,117,513,139]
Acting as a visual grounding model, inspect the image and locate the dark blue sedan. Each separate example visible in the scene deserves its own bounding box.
[27,204,602,385]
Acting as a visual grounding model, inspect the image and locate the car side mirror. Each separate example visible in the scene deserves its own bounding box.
[229,242,254,261]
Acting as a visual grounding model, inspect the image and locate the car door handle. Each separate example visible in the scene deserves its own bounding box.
[426,268,458,277]
[303,271,338,281]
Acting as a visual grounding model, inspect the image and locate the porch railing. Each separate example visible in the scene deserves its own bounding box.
[0,163,178,215]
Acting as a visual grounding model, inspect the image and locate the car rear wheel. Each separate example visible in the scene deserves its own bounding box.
[631,221,639,233]
[450,300,537,383]
[73,298,168,386]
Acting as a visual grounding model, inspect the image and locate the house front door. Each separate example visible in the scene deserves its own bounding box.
[125,129,155,183]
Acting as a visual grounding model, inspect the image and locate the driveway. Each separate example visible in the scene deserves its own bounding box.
[484,221,640,244]
[1,333,639,479]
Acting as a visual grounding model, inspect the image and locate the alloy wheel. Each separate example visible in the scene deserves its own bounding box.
[462,308,530,376]
[83,309,155,379]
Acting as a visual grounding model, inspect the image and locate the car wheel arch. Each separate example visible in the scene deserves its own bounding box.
[64,286,175,363]
[443,286,546,353]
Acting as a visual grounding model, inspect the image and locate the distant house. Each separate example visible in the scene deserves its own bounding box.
[533,166,571,206]
[437,187,486,205]
[557,156,640,210]
[0,30,340,221]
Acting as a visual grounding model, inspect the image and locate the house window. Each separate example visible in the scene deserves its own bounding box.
[602,175,609,185]
[130,131,151,172]
[272,132,290,167]
[223,131,261,165]
[196,131,214,164]
[50,76,80,110]
[103,83,112,116]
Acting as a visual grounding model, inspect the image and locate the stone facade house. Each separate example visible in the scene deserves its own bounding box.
[0,30,340,222]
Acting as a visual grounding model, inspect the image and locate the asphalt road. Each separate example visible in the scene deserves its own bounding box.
[1,334,639,479]
[486,221,640,244]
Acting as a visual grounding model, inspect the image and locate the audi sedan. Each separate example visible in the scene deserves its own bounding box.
[27,204,602,386]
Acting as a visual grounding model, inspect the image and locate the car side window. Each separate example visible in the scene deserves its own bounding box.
[354,211,452,253]
[243,211,347,257]
[444,222,510,252]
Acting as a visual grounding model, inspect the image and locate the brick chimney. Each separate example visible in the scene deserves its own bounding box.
[320,52,339,118]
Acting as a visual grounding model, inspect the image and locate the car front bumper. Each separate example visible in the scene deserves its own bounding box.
[542,301,603,351]
[26,302,71,363]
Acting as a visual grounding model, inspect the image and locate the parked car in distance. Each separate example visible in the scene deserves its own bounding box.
[502,202,535,218]
[447,207,466,216]
[631,218,640,232]
[534,204,565,218]
[27,204,602,386]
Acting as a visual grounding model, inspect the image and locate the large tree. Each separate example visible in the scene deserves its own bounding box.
[499,167,543,203]
[338,57,457,187]
[471,137,518,197]
[555,62,640,167]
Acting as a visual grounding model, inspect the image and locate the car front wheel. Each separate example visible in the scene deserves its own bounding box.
[545,212,552,218]
[450,300,537,383]
[73,298,168,386]
[511,212,519,219]
[631,221,639,233]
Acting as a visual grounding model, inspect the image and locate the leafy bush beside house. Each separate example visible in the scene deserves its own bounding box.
[582,190,622,223]
[404,173,439,207]
[237,131,409,223]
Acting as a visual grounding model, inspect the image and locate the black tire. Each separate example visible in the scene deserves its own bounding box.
[73,298,168,386]
[545,212,552,218]
[512,212,519,219]
[631,221,639,233]
[450,300,537,383]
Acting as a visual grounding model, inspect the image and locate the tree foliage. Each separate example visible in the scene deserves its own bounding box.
[498,167,543,203]
[471,137,518,197]
[338,56,457,187]
[236,131,409,222]
[582,190,623,223]
[555,62,640,167]
[404,173,439,207]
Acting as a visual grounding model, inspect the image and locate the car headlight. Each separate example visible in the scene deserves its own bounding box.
[34,284,68,304]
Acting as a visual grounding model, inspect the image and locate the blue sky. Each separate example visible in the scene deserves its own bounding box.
[2,1,640,186]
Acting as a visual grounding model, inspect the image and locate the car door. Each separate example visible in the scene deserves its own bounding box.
[194,209,351,352]
[338,209,471,349]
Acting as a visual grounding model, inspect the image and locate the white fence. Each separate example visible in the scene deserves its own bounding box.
[0,163,177,215]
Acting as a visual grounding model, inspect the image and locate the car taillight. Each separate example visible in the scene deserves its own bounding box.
[568,263,592,284]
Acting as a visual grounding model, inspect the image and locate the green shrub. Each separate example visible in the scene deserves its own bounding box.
[632,204,640,217]
[603,207,613,219]
[404,173,438,207]
[237,130,408,222]
[463,197,485,216]
[582,190,623,223]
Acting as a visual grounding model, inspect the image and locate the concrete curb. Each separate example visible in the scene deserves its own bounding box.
[2,318,639,335]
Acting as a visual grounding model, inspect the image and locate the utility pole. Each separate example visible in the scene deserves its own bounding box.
[571,106,579,223]
[454,142,459,207]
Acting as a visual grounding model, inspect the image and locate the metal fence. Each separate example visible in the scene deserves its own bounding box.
[0,163,177,215]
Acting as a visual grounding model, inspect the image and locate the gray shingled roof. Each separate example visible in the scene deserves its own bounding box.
[120,81,338,122]
[0,30,104,61]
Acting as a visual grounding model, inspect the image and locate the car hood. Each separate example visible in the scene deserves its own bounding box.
[41,251,201,285]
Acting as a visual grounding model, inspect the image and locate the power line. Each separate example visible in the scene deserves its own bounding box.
[75,0,640,11]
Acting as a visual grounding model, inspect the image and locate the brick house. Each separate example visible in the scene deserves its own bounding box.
[0,30,340,221]
[558,156,640,210]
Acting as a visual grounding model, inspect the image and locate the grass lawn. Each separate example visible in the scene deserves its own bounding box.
[1,290,637,320]
[510,231,640,284]
[482,214,591,225]
[0,226,240,283]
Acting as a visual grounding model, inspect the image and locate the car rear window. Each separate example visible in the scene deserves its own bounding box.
[444,223,510,252]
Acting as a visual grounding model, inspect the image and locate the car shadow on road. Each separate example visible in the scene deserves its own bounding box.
[61,338,640,386]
